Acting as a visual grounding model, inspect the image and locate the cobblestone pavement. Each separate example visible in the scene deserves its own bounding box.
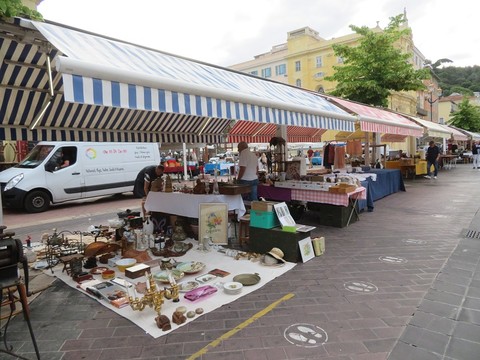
[2,164,480,360]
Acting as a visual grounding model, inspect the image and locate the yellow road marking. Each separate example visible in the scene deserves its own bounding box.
[187,293,295,360]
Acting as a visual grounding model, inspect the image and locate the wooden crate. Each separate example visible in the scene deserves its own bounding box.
[328,184,357,194]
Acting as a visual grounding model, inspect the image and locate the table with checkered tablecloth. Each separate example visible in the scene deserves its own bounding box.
[291,186,366,207]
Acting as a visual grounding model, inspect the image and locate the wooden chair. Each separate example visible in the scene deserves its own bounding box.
[0,229,41,360]
[238,214,251,247]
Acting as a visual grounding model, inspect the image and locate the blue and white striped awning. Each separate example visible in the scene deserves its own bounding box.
[0,18,355,143]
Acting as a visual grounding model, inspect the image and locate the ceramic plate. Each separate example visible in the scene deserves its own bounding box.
[153,269,185,283]
[90,267,109,275]
[176,261,206,274]
[177,280,200,293]
[195,274,217,284]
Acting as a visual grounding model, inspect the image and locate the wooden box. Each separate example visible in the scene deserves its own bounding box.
[248,226,312,262]
[125,263,151,279]
[217,183,252,195]
[328,184,357,194]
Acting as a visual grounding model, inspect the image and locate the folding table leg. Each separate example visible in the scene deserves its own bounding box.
[346,198,360,226]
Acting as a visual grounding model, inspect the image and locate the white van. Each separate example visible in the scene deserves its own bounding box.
[0,142,161,212]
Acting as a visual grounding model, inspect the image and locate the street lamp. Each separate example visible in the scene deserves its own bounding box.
[426,86,442,122]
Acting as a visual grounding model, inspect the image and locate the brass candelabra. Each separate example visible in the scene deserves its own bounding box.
[128,272,179,315]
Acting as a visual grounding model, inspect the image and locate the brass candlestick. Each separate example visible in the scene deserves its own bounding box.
[128,272,179,315]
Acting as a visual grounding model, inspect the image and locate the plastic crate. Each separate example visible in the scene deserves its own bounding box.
[249,210,280,229]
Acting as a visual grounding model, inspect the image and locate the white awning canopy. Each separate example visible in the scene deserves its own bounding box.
[0,19,356,143]
[403,116,452,139]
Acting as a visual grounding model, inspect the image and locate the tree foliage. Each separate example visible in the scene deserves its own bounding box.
[449,98,480,132]
[325,14,429,107]
[0,0,43,20]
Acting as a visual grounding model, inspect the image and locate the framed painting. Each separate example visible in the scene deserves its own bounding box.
[199,203,228,245]
[299,237,315,263]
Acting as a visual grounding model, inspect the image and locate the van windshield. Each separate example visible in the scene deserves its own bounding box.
[17,145,54,169]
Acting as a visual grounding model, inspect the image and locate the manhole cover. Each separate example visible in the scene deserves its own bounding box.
[379,256,407,264]
[402,239,427,245]
[344,280,378,293]
[284,323,328,348]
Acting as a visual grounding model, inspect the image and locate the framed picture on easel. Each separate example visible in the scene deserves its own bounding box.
[199,203,228,245]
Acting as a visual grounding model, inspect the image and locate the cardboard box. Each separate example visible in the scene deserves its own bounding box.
[250,209,280,229]
[251,200,278,212]
[125,263,151,279]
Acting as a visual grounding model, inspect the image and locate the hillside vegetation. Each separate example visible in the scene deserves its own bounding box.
[436,66,480,96]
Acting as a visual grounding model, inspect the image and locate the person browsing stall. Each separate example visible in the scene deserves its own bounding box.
[133,164,164,216]
[424,141,441,179]
[236,141,259,201]
[472,141,480,169]
[307,146,314,168]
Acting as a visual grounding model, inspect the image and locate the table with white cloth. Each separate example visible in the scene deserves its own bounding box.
[145,192,246,220]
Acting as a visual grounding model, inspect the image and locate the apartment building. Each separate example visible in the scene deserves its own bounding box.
[230,20,439,121]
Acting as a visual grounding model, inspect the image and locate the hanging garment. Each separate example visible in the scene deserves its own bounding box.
[334,145,346,169]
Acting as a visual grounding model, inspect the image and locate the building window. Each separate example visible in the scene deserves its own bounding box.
[296,79,302,87]
[337,56,344,64]
[439,117,445,124]
[275,64,286,76]
[295,61,301,72]
[261,67,272,78]
[315,56,323,68]
[250,70,258,76]
[314,72,325,78]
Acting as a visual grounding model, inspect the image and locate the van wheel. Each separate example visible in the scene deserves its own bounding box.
[24,191,50,213]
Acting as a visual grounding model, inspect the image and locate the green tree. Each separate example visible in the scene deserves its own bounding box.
[0,0,43,20]
[325,14,428,107]
[449,98,480,132]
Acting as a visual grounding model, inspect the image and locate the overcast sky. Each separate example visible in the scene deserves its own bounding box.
[37,0,478,68]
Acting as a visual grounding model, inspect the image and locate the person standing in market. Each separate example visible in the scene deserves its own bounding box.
[472,140,480,169]
[424,141,441,179]
[307,146,314,168]
[133,164,164,215]
[236,141,259,202]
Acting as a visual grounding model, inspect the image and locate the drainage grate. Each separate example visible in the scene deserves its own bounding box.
[462,229,480,239]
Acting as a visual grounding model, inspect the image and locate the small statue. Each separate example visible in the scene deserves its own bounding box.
[155,315,172,331]
[172,310,187,325]
[193,178,206,194]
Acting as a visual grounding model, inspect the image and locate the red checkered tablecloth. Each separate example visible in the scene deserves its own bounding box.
[291,186,366,207]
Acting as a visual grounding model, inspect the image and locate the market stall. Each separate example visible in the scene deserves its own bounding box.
[49,238,296,339]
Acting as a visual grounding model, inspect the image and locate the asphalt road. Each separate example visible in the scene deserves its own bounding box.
[2,193,142,241]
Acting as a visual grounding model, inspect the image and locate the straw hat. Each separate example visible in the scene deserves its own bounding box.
[267,247,286,263]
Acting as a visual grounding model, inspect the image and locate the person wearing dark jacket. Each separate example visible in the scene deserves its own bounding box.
[472,141,479,169]
[133,165,164,216]
[424,141,440,179]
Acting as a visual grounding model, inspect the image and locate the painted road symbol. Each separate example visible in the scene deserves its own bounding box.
[379,255,407,264]
[402,239,427,245]
[344,280,378,294]
[284,323,328,348]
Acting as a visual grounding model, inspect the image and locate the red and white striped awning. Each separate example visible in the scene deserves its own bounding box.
[325,97,424,137]
[227,120,327,143]
[380,134,408,142]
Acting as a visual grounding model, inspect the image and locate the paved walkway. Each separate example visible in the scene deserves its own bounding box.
[3,163,480,360]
